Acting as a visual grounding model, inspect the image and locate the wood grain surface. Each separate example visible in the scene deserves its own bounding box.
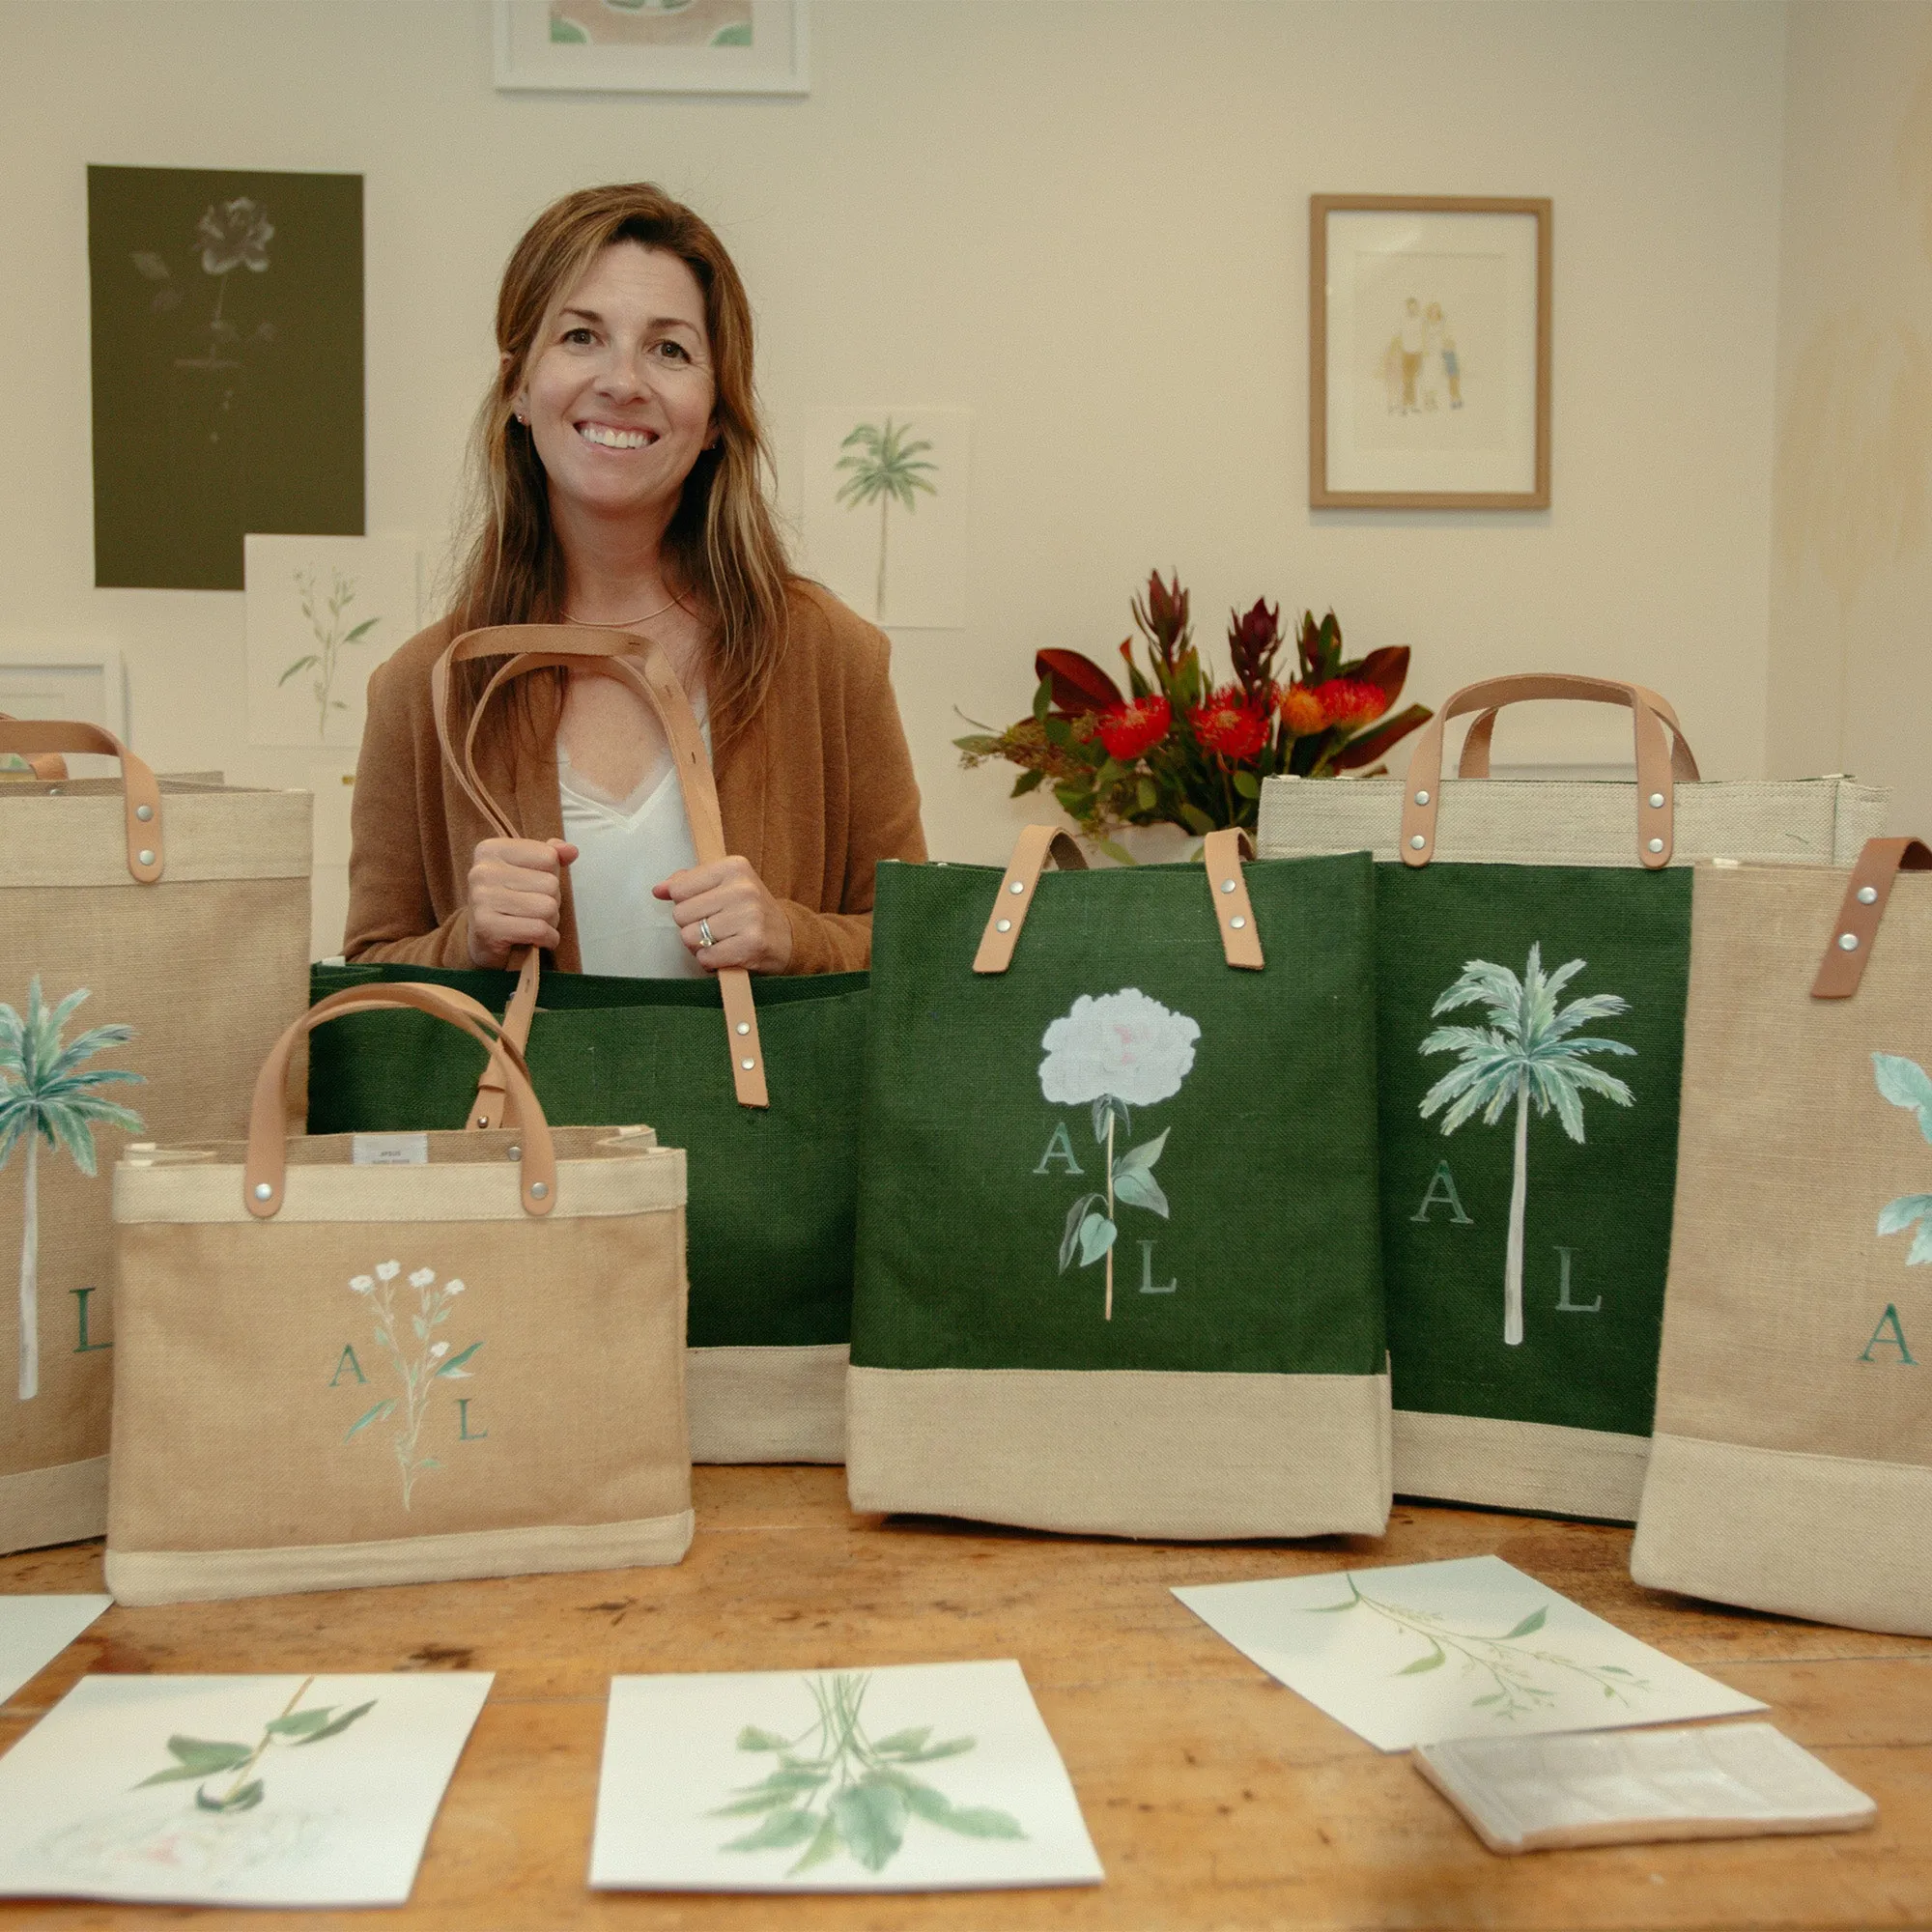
[2,1465,1927,1930]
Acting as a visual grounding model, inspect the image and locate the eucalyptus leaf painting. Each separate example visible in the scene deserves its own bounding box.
[0,1673,490,1907]
[590,1660,1102,1891]
[88,167,364,591]
[1175,1555,1762,1753]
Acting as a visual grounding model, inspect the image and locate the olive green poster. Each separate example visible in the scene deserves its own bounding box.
[87,165,364,590]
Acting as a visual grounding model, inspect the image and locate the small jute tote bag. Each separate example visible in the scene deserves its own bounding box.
[0,720,310,1555]
[846,828,1391,1541]
[106,981,692,1605]
[306,625,866,1463]
[1631,839,1932,1634]
[1258,673,1886,1521]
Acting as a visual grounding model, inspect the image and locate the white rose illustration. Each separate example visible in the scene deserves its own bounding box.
[1038,988,1200,1108]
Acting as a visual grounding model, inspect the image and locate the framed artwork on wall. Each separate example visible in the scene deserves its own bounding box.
[1310,195,1551,510]
[0,646,128,747]
[494,0,809,94]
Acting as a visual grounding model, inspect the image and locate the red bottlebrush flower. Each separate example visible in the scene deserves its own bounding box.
[1095,694,1172,761]
[1278,682,1326,737]
[1188,687,1271,761]
[1313,678,1390,729]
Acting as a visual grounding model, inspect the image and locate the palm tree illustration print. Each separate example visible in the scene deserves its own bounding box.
[1040,988,1200,1320]
[1418,946,1634,1347]
[0,981,144,1401]
[834,418,937,622]
[1872,1053,1932,1262]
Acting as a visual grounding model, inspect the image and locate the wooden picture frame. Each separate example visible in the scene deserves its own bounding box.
[1310,195,1551,510]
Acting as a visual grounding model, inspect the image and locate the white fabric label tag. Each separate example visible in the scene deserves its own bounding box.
[352,1133,430,1167]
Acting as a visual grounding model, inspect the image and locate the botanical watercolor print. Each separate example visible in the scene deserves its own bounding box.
[282,567,380,740]
[835,419,938,623]
[1418,945,1634,1347]
[343,1264,480,1507]
[1039,988,1200,1320]
[134,197,277,379]
[715,1673,1022,1879]
[133,1679,374,1819]
[1873,1053,1932,1264]
[0,981,144,1401]
[1302,1572,1650,1724]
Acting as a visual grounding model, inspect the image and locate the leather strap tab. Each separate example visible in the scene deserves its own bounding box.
[0,718,162,882]
[0,714,68,781]
[1810,838,1932,999]
[436,626,769,1110]
[246,983,554,1218]
[469,947,541,1131]
[1202,828,1264,969]
[973,826,1088,973]
[1402,674,1686,870]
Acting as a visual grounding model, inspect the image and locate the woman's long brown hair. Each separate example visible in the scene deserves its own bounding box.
[448,183,793,742]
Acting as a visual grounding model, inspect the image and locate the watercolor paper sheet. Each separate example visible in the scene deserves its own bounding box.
[0,1673,490,1907]
[590,1659,1102,1892]
[0,1597,110,1705]
[1175,1555,1764,1752]
[245,534,417,749]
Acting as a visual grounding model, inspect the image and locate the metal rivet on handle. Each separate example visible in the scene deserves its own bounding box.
[1414,790,1429,806]
[735,1021,751,1035]
[1839,933,1860,952]
[1647,838,1664,854]
[1220,879,1236,895]
[137,849,155,867]
[136,804,154,821]
[1858,886,1879,905]
[1649,793,1664,810]
[742,1058,756,1071]
[1009,880,1025,895]
[252,1182,273,1202]
[528,1180,548,1200]
[474,1113,489,1128]
[507,1145,521,1162]
[1230,916,1246,930]
[1409,835,1427,851]
[996,918,1011,933]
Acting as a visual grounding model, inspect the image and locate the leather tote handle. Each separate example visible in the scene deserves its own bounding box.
[432,625,769,1114]
[245,982,554,1218]
[0,718,162,882]
[1457,682,1696,779]
[1810,837,1932,999]
[973,824,1265,972]
[1400,674,1697,871]
[0,714,69,782]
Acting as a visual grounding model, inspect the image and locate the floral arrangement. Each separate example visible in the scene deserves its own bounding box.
[956,572,1431,853]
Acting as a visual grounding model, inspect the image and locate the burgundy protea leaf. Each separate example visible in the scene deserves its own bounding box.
[1228,599,1282,702]
[1132,571,1191,671]
[1034,648,1123,715]
[1351,645,1411,703]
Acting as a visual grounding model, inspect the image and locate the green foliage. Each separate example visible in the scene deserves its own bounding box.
[0,979,146,1176]
[1873,1054,1932,1263]
[835,419,938,514]
[133,1683,376,1814]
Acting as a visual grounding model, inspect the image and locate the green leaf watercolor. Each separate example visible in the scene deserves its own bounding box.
[133,1679,374,1815]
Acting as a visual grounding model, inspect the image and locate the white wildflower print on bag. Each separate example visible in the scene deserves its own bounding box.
[341,1264,481,1508]
[1038,988,1200,1321]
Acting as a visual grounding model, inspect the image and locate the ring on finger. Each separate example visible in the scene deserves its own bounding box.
[697,917,716,949]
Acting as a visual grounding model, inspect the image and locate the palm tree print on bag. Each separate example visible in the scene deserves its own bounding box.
[0,981,145,1401]
[834,418,938,623]
[1039,988,1200,1321]
[1418,946,1634,1348]
[1872,1053,1932,1262]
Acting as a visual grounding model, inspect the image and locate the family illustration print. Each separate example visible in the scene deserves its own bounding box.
[0,980,145,1401]
[715,1673,1022,1878]
[339,1264,482,1506]
[1418,946,1634,1347]
[1037,988,1200,1320]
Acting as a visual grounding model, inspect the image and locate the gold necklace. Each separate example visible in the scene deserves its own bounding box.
[562,592,683,629]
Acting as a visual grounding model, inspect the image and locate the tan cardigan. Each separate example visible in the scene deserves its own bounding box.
[343,582,926,975]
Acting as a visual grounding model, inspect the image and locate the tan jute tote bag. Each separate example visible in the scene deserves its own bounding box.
[0,720,310,1555]
[1631,839,1932,1634]
[106,982,693,1605]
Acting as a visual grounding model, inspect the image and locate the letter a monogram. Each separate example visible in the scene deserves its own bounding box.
[1411,1162,1475,1225]
[328,1344,367,1387]
[1034,1121,1085,1176]
[1861,1305,1917,1365]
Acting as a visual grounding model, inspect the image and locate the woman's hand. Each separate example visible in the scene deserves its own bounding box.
[655,856,794,974]
[467,837,579,968]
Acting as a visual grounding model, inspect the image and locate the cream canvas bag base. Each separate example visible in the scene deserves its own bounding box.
[106,982,692,1606]
[1631,840,1932,1635]
[0,721,309,1555]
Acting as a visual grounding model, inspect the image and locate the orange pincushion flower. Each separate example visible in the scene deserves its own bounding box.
[1095,694,1172,761]
[1313,678,1390,729]
[1188,688,1271,761]
[1278,683,1326,736]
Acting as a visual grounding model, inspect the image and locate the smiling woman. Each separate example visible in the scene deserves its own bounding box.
[343,184,925,978]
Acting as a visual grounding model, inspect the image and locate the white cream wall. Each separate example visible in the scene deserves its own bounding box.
[1769,1,1932,833]
[0,0,1786,955]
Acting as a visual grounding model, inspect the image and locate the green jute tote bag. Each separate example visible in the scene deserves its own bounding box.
[307,625,868,1464]
[845,827,1391,1541]
[1258,672,1888,1521]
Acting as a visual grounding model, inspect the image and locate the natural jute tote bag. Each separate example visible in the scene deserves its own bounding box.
[1631,839,1932,1634]
[0,720,310,1554]
[846,828,1391,1541]
[308,625,865,1464]
[1258,673,1886,1521]
[107,980,692,1605]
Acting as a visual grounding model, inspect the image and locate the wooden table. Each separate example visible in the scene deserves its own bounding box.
[2,1467,1928,1929]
